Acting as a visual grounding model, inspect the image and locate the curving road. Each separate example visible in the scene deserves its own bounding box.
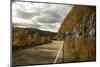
[12,40,64,65]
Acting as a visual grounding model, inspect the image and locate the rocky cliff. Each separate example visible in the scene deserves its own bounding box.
[56,5,96,62]
[56,5,96,40]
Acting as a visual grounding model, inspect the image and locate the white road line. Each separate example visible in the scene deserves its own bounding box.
[53,41,63,63]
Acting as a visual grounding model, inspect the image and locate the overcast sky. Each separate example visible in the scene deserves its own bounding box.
[12,1,73,32]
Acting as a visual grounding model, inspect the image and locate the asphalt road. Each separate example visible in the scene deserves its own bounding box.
[12,40,64,65]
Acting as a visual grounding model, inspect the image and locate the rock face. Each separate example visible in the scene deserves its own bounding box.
[56,5,96,40]
[56,5,96,62]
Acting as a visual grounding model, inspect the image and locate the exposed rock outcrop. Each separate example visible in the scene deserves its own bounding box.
[56,5,96,40]
[56,5,96,62]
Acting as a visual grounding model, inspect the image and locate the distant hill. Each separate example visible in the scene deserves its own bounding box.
[13,27,56,36]
[12,27,57,50]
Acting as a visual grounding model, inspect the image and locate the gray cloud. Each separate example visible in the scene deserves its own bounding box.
[37,15,60,24]
[16,9,40,19]
[12,2,73,32]
[45,10,62,19]
[13,23,41,28]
